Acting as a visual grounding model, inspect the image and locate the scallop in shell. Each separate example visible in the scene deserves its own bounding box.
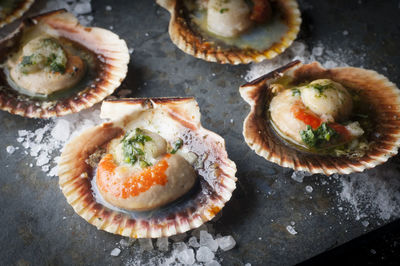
[0,10,129,118]
[240,61,400,175]
[58,97,237,238]
[0,0,34,28]
[156,0,301,64]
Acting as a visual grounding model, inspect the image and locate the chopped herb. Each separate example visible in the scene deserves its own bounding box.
[309,83,334,97]
[300,123,338,148]
[292,88,301,96]
[17,38,67,74]
[122,128,152,167]
[20,55,34,66]
[171,138,183,154]
[219,8,229,13]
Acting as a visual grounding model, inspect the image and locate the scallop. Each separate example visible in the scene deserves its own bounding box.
[0,0,34,28]
[0,10,129,118]
[240,60,400,175]
[58,97,237,238]
[156,0,301,64]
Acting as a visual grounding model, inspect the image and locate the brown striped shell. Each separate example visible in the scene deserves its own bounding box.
[0,10,129,118]
[58,97,237,238]
[156,0,301,64]
[0,0,34,28]
[240,61,400,175]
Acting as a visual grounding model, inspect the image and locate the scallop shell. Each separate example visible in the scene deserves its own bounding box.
[58,97,237,238]
[240,60,400,175]
[156,0,301,64]
[0,0,34,28]
[0,10,129,118]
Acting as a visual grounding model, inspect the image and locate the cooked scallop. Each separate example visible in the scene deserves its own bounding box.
[300,79,353,122]
[207,0,253,37]
[0,10,129,118]
[58,97,237,238]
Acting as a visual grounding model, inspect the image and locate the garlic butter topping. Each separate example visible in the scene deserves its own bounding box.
[7,36,86,95]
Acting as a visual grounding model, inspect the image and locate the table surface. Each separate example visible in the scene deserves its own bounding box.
[1,0,400,265]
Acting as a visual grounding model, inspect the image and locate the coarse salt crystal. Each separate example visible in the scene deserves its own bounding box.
[110,247,121,256]
[305,185,313,193]
[105,5,112,11]
[177,248,195,265]
[196,246,215,263]
[188,236,200,248]
[216,235,236,251]
[6,146,15,154]
[286,225,298,235]
[200,231,218,252]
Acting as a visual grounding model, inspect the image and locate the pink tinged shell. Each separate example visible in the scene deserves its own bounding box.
[58,97,237,238]
[0,0,34,28]
[156,0,301,65]
[0,10,129,118]
[240,60,400,175]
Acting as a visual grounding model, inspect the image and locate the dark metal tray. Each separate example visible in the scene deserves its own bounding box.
[1,0,399,265]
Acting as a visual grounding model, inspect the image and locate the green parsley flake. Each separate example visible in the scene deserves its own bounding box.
[122,128,152,166]
[171,138,183,154]
[300,123,338,148]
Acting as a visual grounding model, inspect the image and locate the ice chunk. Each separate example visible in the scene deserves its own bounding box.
[196,246,215,263]
[156,237,169,251]
[291,171,312,183]
[188,236,200,248]
[6,146,15,154]
[105,5,112,11]
[205,261,221,266]
[139,238,153,251]
[200,231,218,252]
[51,119,71,142]
[216,235,236,251]
[110,247,121,256]
[177,248,195,265]
[286,225,298,235]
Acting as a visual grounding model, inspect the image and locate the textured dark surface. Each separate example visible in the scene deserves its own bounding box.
[0,0,399,265]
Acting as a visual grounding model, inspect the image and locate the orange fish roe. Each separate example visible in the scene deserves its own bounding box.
[97,153,170,198]
[291,102,322,130]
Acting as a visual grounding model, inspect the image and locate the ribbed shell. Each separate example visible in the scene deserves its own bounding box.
[0,0,34,28]
[0,10,129,118]
[240,61,400,175]
[156,0,301,64]
[58,97,237,238]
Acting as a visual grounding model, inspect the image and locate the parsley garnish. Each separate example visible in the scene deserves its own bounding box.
[300,123,338,148]
[292,88,301,96]
[171,138,183,154]
[309,83,333,97]
[219,8,229,13]
[122,128,152,166]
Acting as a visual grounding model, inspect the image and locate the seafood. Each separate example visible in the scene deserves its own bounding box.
[240,61,400,175]
[0,10,129,118]
[156,0,301,64]
[58,97,237,238]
